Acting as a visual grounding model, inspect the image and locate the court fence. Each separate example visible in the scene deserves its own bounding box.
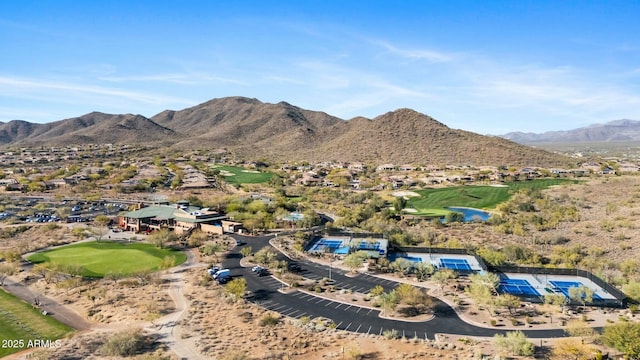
[490,265,627,308]
[306,239,628,308]
[392,246,490,272]
[388,246,627,308]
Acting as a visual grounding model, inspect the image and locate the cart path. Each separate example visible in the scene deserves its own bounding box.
[1,276,91,331]
[144,248,207,360]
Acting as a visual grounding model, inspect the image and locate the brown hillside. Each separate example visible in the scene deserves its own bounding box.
[153,96,343,155]
[7,112,177,146]
[0,97,574,167]
[312,109,572,167]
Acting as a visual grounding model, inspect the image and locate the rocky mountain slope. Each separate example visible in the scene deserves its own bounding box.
[501,119,640,143]
[0,97,574,166]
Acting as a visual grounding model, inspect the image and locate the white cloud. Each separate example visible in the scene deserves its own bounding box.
[372,40,454,63]
[0,76,195,105]
[98,72,247,86]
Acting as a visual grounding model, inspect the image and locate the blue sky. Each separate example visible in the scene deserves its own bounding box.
[1,1,639,134]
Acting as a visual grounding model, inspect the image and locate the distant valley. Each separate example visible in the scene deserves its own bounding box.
[500,119,640,144]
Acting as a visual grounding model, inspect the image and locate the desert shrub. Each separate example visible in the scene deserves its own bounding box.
[99,329,146,356]
[220,351,250,360]
[260,313,279,327]
[493,331,534,356]
[45,223,61,231]
[613,232,627,241]
[382,329,398,339]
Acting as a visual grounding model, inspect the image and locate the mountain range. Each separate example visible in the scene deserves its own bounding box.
[500,119,640,144]
[0,97,575,167]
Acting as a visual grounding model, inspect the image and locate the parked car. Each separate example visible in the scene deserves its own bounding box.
[256,268,269,277]
[207,266,221,277]
[287,263,302,272]
[251,265,264,273]
[212,269,230,280]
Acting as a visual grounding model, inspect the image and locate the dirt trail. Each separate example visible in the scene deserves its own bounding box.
[144,249,207,360]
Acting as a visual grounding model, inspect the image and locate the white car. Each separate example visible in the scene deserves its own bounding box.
[251,265,264,273]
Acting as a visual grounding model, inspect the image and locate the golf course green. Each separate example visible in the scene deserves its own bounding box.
[407,179,579,216]
[27,241,187,278]
[214,165,273,184]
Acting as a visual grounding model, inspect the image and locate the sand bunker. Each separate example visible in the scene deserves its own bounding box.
[392,190,420,197]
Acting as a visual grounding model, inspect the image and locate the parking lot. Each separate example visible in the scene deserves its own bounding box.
[0,196,131,225]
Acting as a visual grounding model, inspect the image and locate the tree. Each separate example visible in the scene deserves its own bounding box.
[495,294,521,315]
[431,268,457,292]
[187,230,209,247]
[92,214,110,242]
[393,283,432,315]
[602,322,640,359]
[476,247,507,266]
[469,272,500,295]
[148,228,177,249]
[71,226,88,240]
[466,281,494,315]
[239,246,253,258]
[225,278,247,301]
[389,258,413,275]
[564,319,598,343]
[379,291,399,316]
[160,255,176,270]
[369,285,385,297]
[253,248,277,266]
[551,338,598,360]
[622,280,640,303]
[343,251,368,274]
[568,285,594,310]
[392,197,407,213]
[201,241,225,262]
[493,331,534,357]
[99,328,146,357]
[2,249,21,263]
[544,293,568,314]
[0,262,17,286]
[413,262,435,281]
[444,211,464,223]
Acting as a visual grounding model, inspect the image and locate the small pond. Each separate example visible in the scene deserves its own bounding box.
[445,206,491,222]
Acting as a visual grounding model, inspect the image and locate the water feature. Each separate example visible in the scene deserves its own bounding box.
[445,207,491,222]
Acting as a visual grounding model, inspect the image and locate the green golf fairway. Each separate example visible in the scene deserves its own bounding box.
[0,289,72,357]
[27,241,187,277]
[408,179,578,216]
[214,165,273,184]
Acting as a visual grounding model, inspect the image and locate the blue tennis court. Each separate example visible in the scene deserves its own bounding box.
[334,246,350,255]
[549,280,602,300]
[309,238,344,252]
[499,279,540,296]
[389,254,423,263]
[439,258,472,271]
[356,241,380,250]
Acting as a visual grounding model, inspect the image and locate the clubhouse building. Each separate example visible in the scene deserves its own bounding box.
[119,200,241,235]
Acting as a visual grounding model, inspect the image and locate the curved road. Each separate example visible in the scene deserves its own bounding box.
[226,234,567,340]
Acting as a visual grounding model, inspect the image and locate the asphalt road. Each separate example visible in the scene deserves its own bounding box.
[224,234,567,340]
